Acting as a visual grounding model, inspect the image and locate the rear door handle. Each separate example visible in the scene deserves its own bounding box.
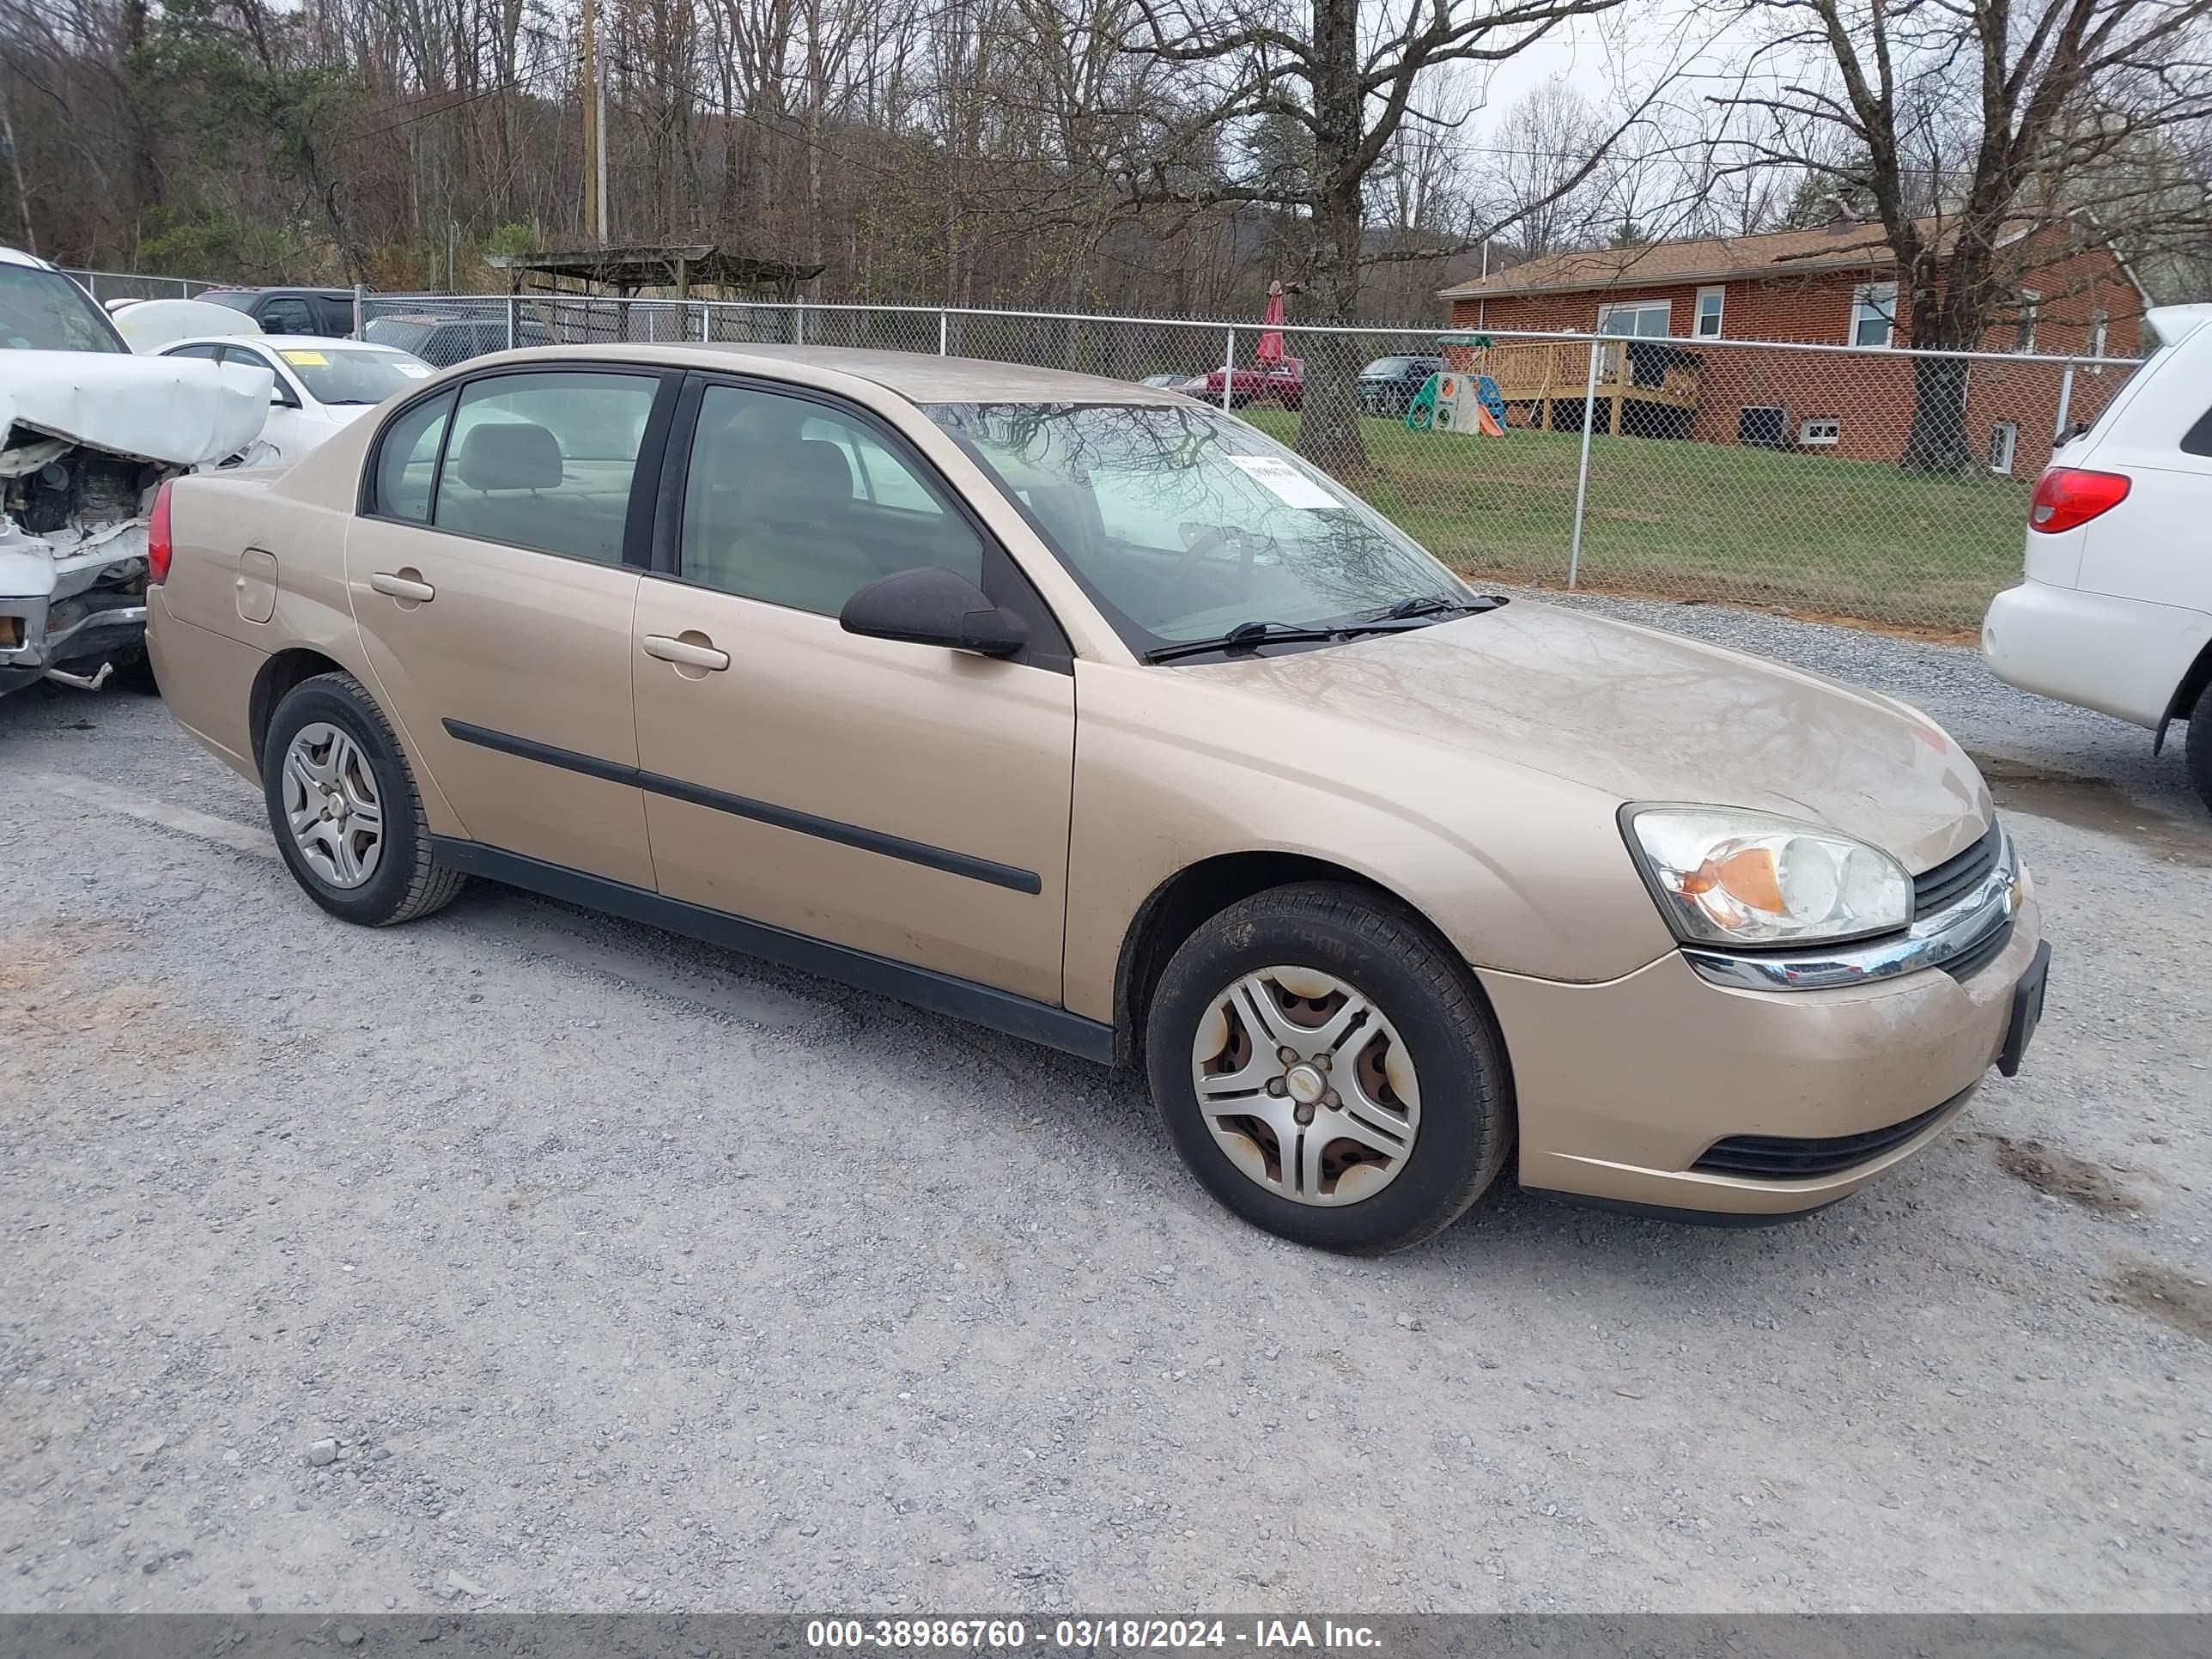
[368,570,435,603]
[643,634,731,672]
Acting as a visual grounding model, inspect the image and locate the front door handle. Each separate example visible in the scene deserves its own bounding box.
[643,633,731,672]
[368,570,435,603]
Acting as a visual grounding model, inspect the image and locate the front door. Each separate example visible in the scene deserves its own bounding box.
[629,376,1076,1002]
[346,365,674,889]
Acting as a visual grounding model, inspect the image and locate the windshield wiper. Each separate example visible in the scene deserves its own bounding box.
[1144,614,1448,664]
[1145,621,1340,663]
[1376,592,1506,622]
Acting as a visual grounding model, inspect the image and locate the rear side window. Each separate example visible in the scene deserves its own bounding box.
[371,390,456,523]
[430,371,659,564]
[2183,404,2212,459]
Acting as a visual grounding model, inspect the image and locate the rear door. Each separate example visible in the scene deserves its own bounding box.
[629,374,1076,1001]
[347,364,678,888]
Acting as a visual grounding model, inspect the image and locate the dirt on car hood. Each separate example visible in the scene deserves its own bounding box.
[0,349,271,470]
[1203,600,1990,872]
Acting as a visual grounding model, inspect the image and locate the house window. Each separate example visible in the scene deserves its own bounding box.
[1693,287,1725,339]
[1597,300,1672,338]
[2015,290,2041,353]
[1989,422,2019,475]
[1798,418,1841,447]
[1849,283,1897,348]
[1737,406,1788,448]
[2089,309,2109,357]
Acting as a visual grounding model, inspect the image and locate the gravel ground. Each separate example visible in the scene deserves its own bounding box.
[3,605,2209,1618]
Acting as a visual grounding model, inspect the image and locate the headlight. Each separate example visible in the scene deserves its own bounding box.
[1622,806,1911,949]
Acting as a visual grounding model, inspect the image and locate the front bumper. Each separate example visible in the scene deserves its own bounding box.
[1477,885,2045,1218]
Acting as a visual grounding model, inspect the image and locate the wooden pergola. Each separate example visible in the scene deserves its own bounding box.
[483,245,824,301]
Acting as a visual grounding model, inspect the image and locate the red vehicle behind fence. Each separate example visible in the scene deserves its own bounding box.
[1194,359,1304,410]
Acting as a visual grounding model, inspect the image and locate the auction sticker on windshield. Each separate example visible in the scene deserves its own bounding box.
[1224,454,1338,509]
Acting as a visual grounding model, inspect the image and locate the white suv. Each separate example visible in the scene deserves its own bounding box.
[1983,304,2212,811]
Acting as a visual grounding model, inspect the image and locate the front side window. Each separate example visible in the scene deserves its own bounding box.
[1597,301,1672,338]
[429,370,659,563]
[1850,283,1897,348]
[680,384,984,617]
[222,345,299,406]
[0,264,128,352]
[928,400,1472,654]
[259,297,318,334]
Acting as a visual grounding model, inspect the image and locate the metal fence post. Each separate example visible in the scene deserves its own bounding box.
[939,310,949,356]
[1566,336,1603,591]
[794,305,805,346]
[353,283,366,340]
[506,294,518,350]
[1221,325,1237,411]
[2054,363,2075,441]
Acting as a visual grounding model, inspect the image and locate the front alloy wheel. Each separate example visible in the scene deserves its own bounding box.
[1146,881,1513,1253]
[1191,966,1421,1206]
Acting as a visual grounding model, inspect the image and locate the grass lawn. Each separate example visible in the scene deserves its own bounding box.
[1243,410,2030,631]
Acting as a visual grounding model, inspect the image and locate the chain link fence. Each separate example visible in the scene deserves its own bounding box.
[335,289,2142,633]
[62,267,215,302]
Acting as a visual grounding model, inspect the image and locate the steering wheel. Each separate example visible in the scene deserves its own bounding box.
[1164,526,1245,606]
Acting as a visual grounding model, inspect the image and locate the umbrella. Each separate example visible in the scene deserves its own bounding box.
[1256,280,1285,366]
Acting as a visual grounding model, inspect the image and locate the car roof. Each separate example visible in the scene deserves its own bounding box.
[503,342,1196,404]
[204,285,354,298]
[1,245,58,272]
[161,334,410,354]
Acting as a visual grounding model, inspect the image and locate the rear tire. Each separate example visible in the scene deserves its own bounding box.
[2186,679,2212,815]
[261,672,466,927]
[1144,881,1514,1254]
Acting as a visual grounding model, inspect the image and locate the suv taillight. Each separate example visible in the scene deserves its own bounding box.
[146,480,173,584]
[2030,466,2130,533]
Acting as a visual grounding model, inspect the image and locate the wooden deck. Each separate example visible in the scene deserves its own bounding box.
[1456,339,1702,435]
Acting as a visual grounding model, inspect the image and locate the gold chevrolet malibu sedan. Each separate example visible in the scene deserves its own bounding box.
[146,343,2050,1252]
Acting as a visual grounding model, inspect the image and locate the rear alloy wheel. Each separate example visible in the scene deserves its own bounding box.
[1146,882,1513,1253]
[261,672,466,927]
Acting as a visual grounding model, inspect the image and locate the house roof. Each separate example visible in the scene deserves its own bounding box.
[1437,221,1917,301]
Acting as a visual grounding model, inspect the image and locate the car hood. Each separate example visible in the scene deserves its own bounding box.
[1198,601,1989,872]
[0,349,271,467]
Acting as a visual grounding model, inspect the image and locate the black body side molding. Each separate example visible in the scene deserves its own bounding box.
[441,719,1042,895]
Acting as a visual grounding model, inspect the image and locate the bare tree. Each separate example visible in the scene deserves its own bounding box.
[1115,0,1635,470]
[1712,0,2212,468]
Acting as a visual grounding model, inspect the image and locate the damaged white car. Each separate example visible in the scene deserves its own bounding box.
[1,248,272,696]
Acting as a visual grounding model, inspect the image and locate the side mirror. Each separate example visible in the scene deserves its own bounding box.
[840,566,1028,659]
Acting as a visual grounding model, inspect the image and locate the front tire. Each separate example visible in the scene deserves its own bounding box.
[2187,678,2212,815]
[261,672,465,926]
[1144,882,1514,1253]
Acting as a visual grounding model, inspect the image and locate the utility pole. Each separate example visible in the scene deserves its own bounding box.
[580,0,609,246]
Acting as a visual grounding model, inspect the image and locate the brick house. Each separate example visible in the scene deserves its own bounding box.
[1434,217,2148,477]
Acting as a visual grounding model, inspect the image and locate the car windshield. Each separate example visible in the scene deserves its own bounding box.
[203,291,258,312]
[1362,358,1415,375]
[275,345,434,404]
[0,264,127,352]
[927,400,1474,652]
